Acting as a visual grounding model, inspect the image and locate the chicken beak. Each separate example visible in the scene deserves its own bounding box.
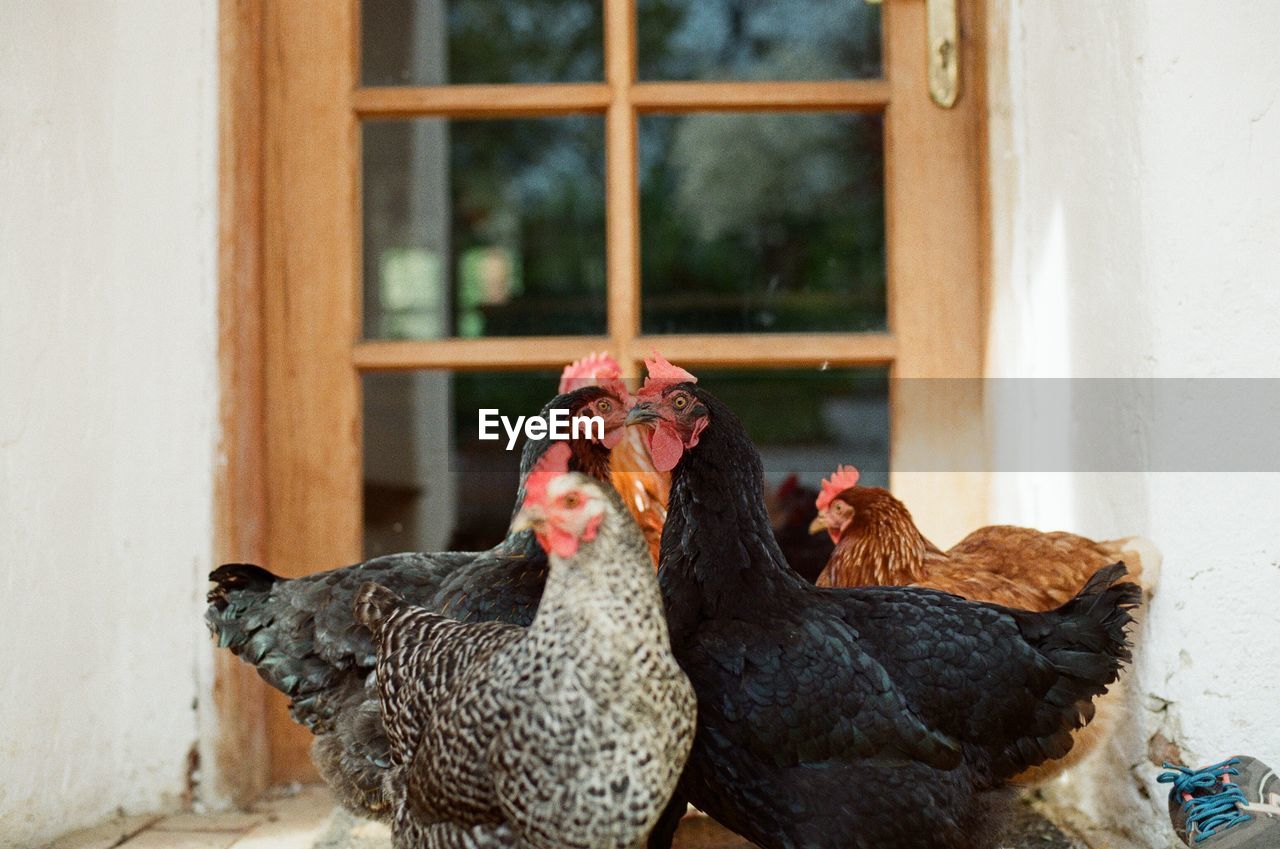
[625,404,661,426]
[511,504,546,534]
[808,514,828,536]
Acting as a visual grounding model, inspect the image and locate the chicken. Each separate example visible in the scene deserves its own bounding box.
[809,464,1158,604]
[625,356,1140,849]
[205,384,630,819]
[806,465,1159,782]
[560,352,670,567]
[808,465,1157,607]
[353,445,696,849]
[764,474,834,583]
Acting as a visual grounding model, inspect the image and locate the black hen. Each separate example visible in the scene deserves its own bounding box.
[764,473,833,583]
[206,386,622,819]
[628,380,1140,849]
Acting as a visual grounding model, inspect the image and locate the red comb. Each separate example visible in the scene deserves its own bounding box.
[559,352,621,394]
[524,442,572,507]
[599,376,632,406]
[815,465,861,512]
[639,351,697,396]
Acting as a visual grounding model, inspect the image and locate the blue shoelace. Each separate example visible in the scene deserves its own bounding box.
[1159,759,1253,842]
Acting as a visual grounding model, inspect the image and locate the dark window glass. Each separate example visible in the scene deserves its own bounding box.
[637,0,882,81]
[363,118,607,339]
[362,0,603,86]
[708,368,889,485]
[364,370,561,558]
[639,113,885,334]
[362,367,888,558]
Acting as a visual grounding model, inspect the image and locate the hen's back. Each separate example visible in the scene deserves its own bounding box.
[670,566,1136,849]
[945,526,1151,608]
[355,582,525,830]
[839,564,1139,783]
[207,549,542,725]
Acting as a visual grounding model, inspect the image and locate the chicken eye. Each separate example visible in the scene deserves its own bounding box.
[597,399,612,413]
[561,493,581,509]
[672,394,689,410]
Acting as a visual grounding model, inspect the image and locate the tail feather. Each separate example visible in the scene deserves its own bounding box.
[206,564,284,653]
[353,582,406,640]
[207,563,280,607]
[205,562,429,822]
[1012,555,1153,785]
[205,563,340,706]
[1099,535,1162,598]
[995,563,1140,780]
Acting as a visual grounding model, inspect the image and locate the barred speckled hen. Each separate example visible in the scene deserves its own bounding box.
[625,365,1141,849]
[205,385,629,819]
[354,448,696,849]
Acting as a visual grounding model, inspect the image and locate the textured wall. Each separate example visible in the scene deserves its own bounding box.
[0,2,219,846]
[987,2,1280,846]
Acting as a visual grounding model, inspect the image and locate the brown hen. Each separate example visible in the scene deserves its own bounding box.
[808,464,1159,783]
[559,353,669,566]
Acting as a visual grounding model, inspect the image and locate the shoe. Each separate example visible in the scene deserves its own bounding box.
[1160,757,1280,847]
[1228,757,1280,811]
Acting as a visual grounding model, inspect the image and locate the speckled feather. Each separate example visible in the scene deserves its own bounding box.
[649,385,1139,849]
[205,388,619,819]
[356,476,696,849]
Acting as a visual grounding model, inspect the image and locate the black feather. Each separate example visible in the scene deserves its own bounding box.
[649,384,1140,849]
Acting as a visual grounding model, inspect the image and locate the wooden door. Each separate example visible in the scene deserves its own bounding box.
[218,0,989,790]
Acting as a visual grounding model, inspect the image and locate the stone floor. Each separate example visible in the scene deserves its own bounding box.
[44,786,1088,849]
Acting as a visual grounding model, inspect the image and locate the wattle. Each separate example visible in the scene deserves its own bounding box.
[649,423,685,472]
[538,528,580,558]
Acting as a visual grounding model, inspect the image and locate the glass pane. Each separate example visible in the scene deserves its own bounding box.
[364,370,562,557]
[361,0,603,86]
[362,367,888,559]
[637,0,881,81]
[639,113,885,334]
[713,368,889,484]
[363,118,607,339]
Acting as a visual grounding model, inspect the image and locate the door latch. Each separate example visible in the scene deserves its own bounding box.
[864,0,959,108]
[927,0,959,108]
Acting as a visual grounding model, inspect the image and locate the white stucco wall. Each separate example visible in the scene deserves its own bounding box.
[988,2,1280,846]
[0,3,219,846]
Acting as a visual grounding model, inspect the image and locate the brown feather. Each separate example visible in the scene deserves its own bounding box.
[609,426,670,569]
